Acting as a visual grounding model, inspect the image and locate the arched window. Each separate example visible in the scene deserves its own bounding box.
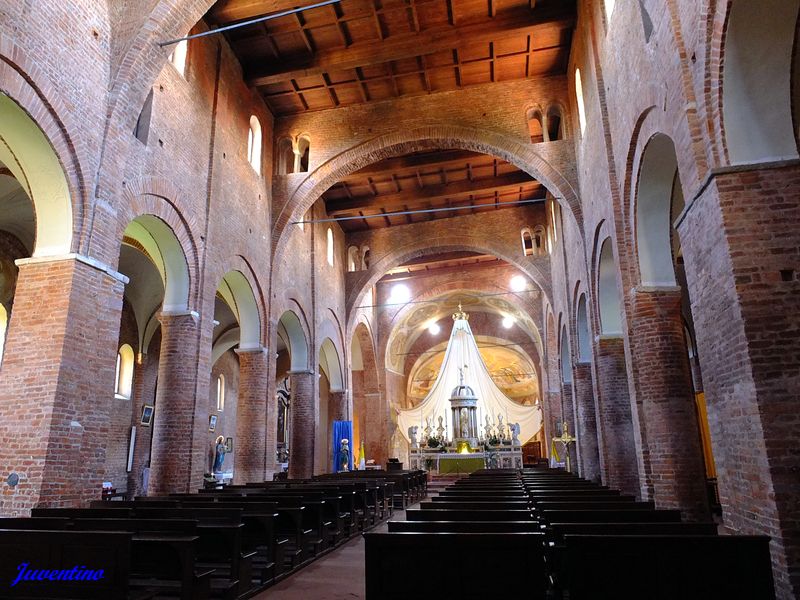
[575,68,587,136]
[115,344,135,399]
[347,246,359,272]
[521,229,534,256]
[216,374,225,411]
[296,136,311,173]
[247,116,262,175]
[533,225,547,256]
[327,227,334,266]
[546,105,564,141]
[527,109,544,143]
[278,138,295,175]
[169,39,188,76]
[0,304,7,367]
[604,0,616,23]
[598,238,623,335]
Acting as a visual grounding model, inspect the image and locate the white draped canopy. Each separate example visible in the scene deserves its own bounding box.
[398,316,542,444]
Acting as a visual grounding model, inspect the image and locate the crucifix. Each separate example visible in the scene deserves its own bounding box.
[552,421,577,472]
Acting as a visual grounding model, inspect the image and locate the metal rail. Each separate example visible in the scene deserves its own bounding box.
[159,0,343,47]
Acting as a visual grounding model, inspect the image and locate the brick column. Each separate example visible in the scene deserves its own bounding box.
[628,288,709,520]
[560,381,578,473]
[288,370,315,480]
[364,392,389,467]
[593,336,639,497]
[0,255,125,515]
[234,347,268,484]
[329,390,348,422]
[148,312,204,495]
[676,165,800,599]
[573,363,601,482]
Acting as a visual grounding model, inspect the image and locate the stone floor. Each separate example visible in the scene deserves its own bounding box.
[255,534,367,600]
[253,507,408,600]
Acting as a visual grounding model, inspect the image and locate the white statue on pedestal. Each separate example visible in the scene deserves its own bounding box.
[510,422,521,446]
[408,426,419,448]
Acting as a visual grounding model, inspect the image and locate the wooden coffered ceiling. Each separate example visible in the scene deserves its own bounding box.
[207,0,577,115]
[321,149,544,231]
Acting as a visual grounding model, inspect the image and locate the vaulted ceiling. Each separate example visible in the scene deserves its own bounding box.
[207,0,576,115]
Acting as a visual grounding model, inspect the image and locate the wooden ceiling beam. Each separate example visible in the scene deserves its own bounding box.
[246,3,575,87]
[326,171,538,215]
[209,0,331,24]
[380,258,509,283]
[345,150,488,176]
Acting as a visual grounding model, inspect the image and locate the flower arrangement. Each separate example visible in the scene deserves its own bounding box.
[426,436,440,448]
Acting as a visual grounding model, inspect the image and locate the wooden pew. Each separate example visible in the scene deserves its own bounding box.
[406,509,533,521]
[562,534,774,600]
[365,532,546,600]
[387,520,541,533]
[540,509,682,523]
[0,529,154,599]
[419,500,530,510]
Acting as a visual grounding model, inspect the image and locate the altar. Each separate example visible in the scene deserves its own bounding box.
[398,305,542,471]
[409,445,523,472]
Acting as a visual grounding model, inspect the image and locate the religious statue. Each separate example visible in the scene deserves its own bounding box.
[408,425,419,448]
[424,416,433,440]
[510,422,521,446]
[213,436,226,473]
[338,438,350,472]
[460,408,470,437]
[484,415,494,439]
[497,414,506,440]
[436,415,445,440]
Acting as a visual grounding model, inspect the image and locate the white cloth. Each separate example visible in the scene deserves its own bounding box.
[398,318,541,445]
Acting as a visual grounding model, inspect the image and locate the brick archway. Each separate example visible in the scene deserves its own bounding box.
[272,125,582,264]
[345,236,551,336]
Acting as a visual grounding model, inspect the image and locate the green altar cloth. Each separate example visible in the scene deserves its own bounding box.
[437,456,485,474]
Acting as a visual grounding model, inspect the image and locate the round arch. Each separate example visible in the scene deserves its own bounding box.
[635,134,683,286]
[123,215,190,313]
[319,337,344,392]
[597,237,623,335]
[560,324,573,383]
[576,293,592,362]
[0,93,72,257]
[272,125,582,260]
[721,0,800,164]
[278,310,309,372]
[345,239,551,335]
[217,270,261,350]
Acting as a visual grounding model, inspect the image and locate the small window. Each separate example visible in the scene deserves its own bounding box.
[327,227,334,266]
[527,109,544,143]
[216,374,225,411]
[0,304,7,366]
[347,246,359,272]
[521,229,534,256]
[115,344,135,399]
[575,68,587,136]
[247,116,262,175]
[168,39,188,77]
[134,89,154,145]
